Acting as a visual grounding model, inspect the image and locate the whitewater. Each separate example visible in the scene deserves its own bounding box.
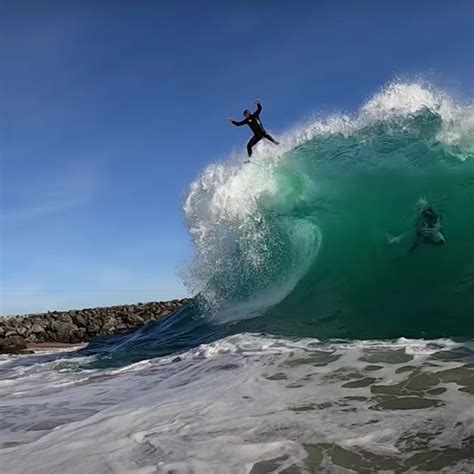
[2,82,474,473]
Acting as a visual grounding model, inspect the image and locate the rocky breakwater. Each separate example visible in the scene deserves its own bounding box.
[0,299,189,354]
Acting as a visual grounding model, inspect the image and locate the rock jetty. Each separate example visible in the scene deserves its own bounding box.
[0,299,189,354]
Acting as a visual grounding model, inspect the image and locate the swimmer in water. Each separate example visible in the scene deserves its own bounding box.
[409,203,445,252]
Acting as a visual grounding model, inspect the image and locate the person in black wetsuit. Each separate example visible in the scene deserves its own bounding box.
[409,204,445,252]
[228,99,279,159]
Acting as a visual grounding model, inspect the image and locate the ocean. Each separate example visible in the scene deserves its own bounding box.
[1,81,474,473]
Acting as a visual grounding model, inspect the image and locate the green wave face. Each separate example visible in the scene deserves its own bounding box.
[184,82,474,339]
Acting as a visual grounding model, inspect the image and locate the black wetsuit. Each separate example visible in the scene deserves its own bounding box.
[231,103,278,157]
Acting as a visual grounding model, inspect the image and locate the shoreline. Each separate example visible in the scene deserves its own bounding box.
[0,299,189,355]
[26,342,88,353]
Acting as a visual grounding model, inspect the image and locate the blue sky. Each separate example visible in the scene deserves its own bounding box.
[2,1,474,314]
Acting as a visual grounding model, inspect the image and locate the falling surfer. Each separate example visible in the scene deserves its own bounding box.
[228,99,279,161]
[409,201,445,252]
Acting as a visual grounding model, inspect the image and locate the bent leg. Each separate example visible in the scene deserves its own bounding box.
[264,133,279,145]
[247,135,262,157]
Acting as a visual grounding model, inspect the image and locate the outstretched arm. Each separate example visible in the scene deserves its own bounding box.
[228,117,247,126]
[253,99,262,116]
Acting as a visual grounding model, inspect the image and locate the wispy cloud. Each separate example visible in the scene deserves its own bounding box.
[1,162,100,221]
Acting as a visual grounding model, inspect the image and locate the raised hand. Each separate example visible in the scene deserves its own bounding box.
[227,117,234,123]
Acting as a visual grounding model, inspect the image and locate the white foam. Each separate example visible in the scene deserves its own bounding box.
[1,334,473,473]
[360,81,455,123]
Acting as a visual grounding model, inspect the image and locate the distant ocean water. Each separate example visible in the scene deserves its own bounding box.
[1,81,474,473]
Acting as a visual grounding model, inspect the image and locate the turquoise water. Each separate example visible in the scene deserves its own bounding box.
[180,83,474,338]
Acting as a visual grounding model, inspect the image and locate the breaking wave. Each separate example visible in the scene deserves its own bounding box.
[182,81,474,339]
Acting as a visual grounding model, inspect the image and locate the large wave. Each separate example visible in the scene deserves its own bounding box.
[183,81,474,339]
